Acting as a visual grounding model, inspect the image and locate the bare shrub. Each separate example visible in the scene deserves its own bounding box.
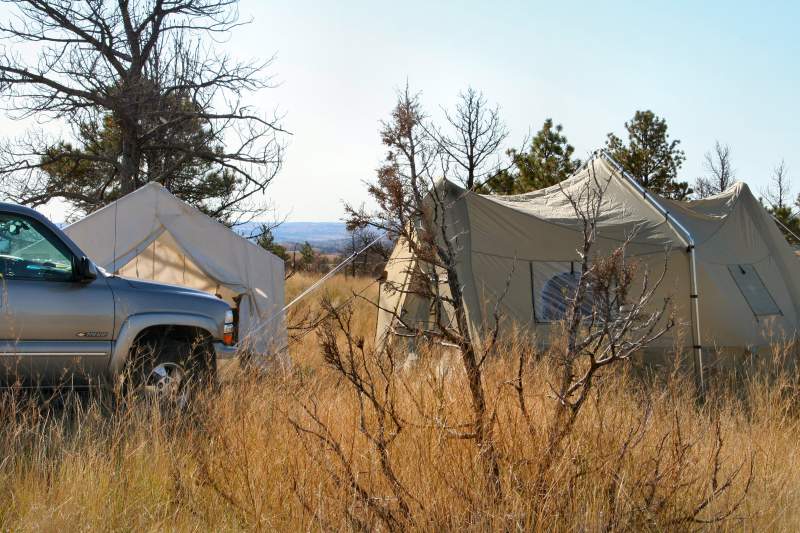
[347,85,504,499]
[0,279,768,531]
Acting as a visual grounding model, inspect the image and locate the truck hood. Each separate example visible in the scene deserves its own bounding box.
[104,275,232,343]
[114,276,224,302]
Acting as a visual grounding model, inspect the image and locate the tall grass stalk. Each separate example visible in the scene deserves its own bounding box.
[0,274,795,531]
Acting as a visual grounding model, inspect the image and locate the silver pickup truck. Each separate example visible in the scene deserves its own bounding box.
[0,201,237,399]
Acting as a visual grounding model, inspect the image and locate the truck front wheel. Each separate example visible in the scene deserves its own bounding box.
[129,334,215,408]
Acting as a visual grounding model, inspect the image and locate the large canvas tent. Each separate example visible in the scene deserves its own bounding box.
[65,182,286,358]
[377,153,800,372]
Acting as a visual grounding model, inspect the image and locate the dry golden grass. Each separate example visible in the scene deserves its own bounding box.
[1,272,800,530]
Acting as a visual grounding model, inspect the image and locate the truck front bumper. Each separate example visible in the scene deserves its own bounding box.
[213,341,238,360]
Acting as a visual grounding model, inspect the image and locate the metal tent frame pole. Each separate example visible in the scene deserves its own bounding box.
[599,151,706,397]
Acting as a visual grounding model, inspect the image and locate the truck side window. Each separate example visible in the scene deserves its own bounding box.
[0,213,74,282]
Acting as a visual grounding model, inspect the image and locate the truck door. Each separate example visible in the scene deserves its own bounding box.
[0,211,115,387]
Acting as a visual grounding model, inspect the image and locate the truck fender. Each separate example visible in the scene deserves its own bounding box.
[110,312,220,375]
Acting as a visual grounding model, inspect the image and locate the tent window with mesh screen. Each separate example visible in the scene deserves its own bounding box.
[532,261,593,322]
[728,264,781,317]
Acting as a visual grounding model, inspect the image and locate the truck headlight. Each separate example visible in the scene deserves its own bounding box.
[223,309,235,346]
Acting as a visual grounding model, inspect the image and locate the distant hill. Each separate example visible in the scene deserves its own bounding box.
[235,221,350,252]
[58,217,353,253]
[57,217,352,253]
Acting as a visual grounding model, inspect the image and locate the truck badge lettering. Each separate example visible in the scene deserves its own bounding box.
[76,331,109,338]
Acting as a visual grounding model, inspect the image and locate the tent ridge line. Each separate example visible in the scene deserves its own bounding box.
[598,150,706,398]
[663,181,746,248]
[598,152,694,248]
[470,246,677,263]
[470,189,670,245]
[700,191,744,244]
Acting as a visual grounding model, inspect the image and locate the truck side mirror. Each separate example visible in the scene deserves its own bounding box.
[75,256,97,282]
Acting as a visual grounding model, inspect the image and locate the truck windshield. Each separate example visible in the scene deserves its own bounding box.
[0,213,74,281]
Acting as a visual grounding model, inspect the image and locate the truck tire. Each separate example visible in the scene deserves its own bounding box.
[130,334,216,408]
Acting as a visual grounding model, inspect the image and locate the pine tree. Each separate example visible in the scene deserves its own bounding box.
[483,119,580,194]
[255,225,289,261]
[299,241,317,270]
[606,110,690,199]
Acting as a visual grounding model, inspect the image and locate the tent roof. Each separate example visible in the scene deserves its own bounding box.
[445,157,754,249]
[64,182,283,300]
[65,181,282,281]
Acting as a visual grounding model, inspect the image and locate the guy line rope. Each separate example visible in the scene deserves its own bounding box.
[771,214,800,244]
[237,231,387,352]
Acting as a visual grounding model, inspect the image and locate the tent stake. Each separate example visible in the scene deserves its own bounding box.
[599,151,706,399]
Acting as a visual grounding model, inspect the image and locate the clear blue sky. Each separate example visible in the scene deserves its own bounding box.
[3,1,798,222]
[238,0,798,221]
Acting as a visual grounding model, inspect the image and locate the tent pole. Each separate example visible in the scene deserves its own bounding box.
[686,244,705,397]
[599,151,706,398]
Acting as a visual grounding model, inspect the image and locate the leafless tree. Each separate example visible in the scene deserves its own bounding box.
[0,0,285,222]
[695,141,735,198]
[429,87,508,191]
[342,226,390,277]
[308,87,753,523]
[549,163,673,439]
[346,86,504,498]
[763,159,792,209]
[289,297,418,531]
[499,160,677,495]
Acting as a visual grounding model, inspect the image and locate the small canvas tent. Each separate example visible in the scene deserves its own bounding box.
[65,182,286,358]
[377,153,800,370]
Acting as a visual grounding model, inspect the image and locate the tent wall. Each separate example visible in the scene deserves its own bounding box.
[377,157,800,356]
[117,231,223,296]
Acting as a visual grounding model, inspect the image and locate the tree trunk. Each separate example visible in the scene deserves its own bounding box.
[119,116,141,195]
[452,295,501,500]
[462,340,502,499]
